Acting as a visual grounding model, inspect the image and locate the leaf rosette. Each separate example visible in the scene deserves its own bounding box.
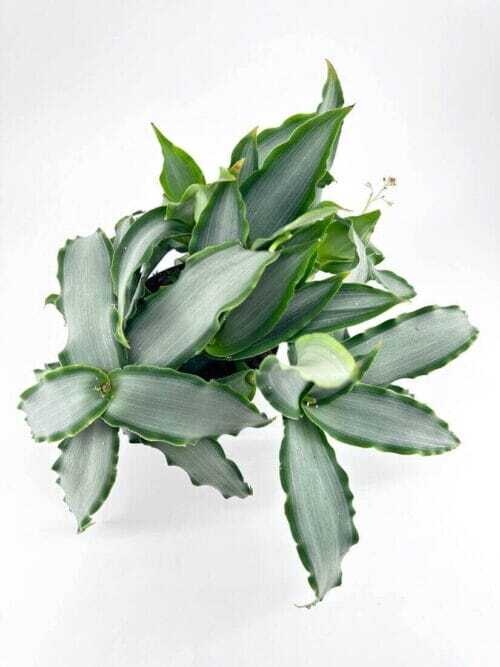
[20,60,477,605]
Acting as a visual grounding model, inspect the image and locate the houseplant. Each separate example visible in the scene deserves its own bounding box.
[19,61,477,606]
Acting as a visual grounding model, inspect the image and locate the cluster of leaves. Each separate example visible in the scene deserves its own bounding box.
[19,61,477,606]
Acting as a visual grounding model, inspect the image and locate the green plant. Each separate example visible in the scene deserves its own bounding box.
[19,61,477,606]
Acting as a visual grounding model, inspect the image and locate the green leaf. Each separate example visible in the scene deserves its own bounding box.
[114,212,141,248]
[19,365,112,443]
[256,355,309,419]
[370,268,416,300]
[243,107,352,243]
[280,417,358,604]
[33,362,60,380]
[230,127,259,183]
[317,217,357,272]
[293,333,358,389]
[208,246,315,358]
[345,306,478,385]
[367,241,384,265]
[141,437,252,499]
[303,384,459,455]
[251,203,338,250]
[217,370,256,401]
[152,123,205,201]
[233,276,344,359]
[189,169,249,252]
[301,283,400,333]
[164,182,212,227]
[255,59,344,168]
[347,227,370,283]
[103,365,270,444]
[53,420,119,532]
[112,208,190,347]
[316,59,344,113]
[257,113,315,165]
[127,242,275,367]
[351,210,380,243]
[57,230,124,371]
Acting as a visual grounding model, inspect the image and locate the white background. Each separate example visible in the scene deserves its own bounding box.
[1,1,499,665]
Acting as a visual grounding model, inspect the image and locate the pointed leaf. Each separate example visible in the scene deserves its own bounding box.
[301,283,400,333]
[164,182,212,227]
[127,242,275,367]
[256,356,309,419]
[152,124,205,201]
[19,365,112,443]
[53,420,119,532]
[233,276,344,359]
[280,417,358,604]
[56,230,124,370]
[189,170,249,252]
[257,113,314,165]
[230,127,259,182]
[208,246,315,358]
[114,213,138,247]
[345,306,478,385]
[142,437,252,499]
[351,210,380,243]
[112,208,190,346]
[303,384,459,455]
[252,203,338,250]
[103,366,270,444]
[255,60,344,168]
[316,59,344,113]
[243,107,352,243]
[370,268,416,300]
[293,333,357,389]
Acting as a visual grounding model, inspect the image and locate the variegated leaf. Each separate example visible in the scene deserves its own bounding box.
[103,366,270,444]
[127,242,275,368]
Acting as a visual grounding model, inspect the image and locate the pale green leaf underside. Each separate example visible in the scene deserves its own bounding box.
[280,417,358,603]
[53,420,119,532]
[143,437,252,499]
[57,230,123,371]
[189,175,249,252]
[346,306,478,385]
[233,276,344,360]
[301,283,400,333]
[127,243,275,367]
[370,268,416,300]
[112,208,189,345]
[152,124,205,201]
[243,107,352,243]
[103,366,270,445]
[256,355,309,419]
[294,333,357,389]
[208,247,314,357]
[19,365,111,443]
[303,384,459,455]
[347,227,370,283]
